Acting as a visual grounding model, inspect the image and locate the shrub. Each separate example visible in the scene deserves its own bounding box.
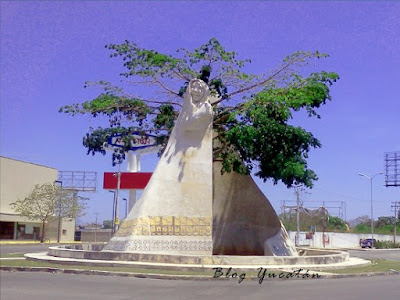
[374,240,400,249]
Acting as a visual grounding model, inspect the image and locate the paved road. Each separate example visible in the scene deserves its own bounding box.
[0,244,57,255]
[348,249,400,261]
[1,271,399,300]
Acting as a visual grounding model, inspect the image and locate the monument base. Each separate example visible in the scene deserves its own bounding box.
[39,244,361,272]
[103,236,212,255]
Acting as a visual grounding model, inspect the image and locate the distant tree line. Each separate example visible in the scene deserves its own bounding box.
[281,213,399,235]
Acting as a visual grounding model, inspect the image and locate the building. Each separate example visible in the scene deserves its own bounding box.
[0,156,75,241]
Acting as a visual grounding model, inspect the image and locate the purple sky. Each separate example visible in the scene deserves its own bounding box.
[1,1,399,224]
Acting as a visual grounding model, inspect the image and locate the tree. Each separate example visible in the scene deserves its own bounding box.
[280,207,331,232]
[375,216,395,228]
[11,183,86,242]
[348,215,370,228]
[102,220,113,229]
[60,38,339,188]
[327,216,348,231]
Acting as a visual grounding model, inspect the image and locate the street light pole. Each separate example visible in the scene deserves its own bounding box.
[94,212,99,243]
[109,190,116,234]
[54,180,63,243]
[113,164,122,233]
[123,198,128,219]
[358,172,383,247]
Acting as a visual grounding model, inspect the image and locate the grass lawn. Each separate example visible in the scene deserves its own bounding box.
[0,253,25,258]
[0,259,294,278]
[0,259,218,276]
[327,260,400,274]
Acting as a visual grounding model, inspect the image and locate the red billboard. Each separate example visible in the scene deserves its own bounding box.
[103,172,152,190]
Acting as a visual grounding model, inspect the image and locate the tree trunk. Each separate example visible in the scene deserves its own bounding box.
[41,220,46,243]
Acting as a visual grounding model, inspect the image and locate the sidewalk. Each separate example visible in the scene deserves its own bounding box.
[0,240,80,245]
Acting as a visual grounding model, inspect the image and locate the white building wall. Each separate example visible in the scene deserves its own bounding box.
[0,156,75,241]
[288,231,397,248]
[0,156,58,215]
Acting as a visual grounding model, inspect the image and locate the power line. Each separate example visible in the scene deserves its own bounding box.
[313,187,362,201]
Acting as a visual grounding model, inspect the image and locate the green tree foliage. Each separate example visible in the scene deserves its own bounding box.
[375,216,395,227]
[102,220,113,229]
[353,223,370,234]
[281,211,347,233]
[11,183,87,242]
[60,38,339,188]
[352,216,400,235]
[327,216,348,231]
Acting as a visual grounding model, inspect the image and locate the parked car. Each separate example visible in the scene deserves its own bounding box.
[360,238,376,248]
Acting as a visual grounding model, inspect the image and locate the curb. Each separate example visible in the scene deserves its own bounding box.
[0,242,80,245]
[24,252,372,272]
[1,265,399,281]
[0,266,213,281]
[360,248,400,251]
[323,271,400,279]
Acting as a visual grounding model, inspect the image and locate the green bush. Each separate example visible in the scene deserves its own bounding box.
[353,223,370,233]
[352,222,400,235]
[374,240,400,249]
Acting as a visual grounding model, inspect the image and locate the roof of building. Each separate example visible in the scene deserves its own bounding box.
[0,156,58,171]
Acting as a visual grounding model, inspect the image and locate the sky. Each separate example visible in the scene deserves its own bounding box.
[1,1,399,225]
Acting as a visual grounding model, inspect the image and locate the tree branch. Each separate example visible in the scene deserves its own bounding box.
[227,52,313,98]
[152,78,182,98]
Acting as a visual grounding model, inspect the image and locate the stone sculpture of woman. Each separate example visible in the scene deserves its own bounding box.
[105,78,297,256]
[104,79,214,253]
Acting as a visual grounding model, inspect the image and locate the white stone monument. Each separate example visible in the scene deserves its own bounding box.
[104,79,297,256]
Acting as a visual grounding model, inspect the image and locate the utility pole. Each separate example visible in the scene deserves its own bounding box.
[294,185,303,247]
[54,180,63,243]
[391,201,400,243]
[94,212,99,243]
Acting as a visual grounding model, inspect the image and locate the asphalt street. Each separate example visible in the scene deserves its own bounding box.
[1,245,400,299]
[1,244,399,300]
[348,249,400,261]
[0,244,57,255]
[1,271,399,300]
